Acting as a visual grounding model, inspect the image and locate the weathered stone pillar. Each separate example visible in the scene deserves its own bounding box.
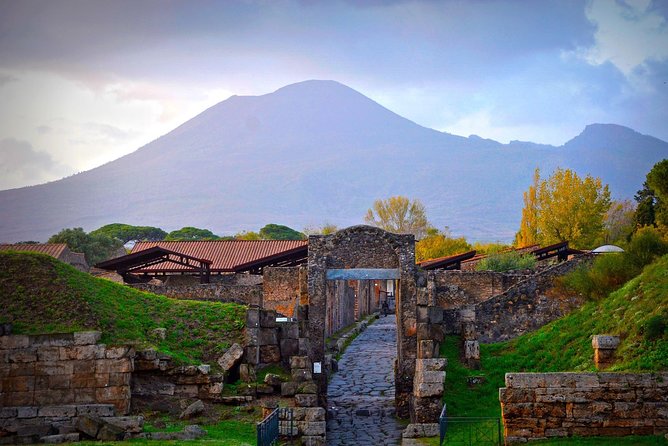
[460,307,480,369]
[592,335,620,369]
[410,358,446,423]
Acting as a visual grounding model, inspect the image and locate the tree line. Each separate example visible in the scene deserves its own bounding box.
[37,158,668,265]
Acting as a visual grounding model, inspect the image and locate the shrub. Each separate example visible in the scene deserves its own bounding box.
[560,253,637,299]
[475,251,536,272]
[625,226,668,269]
[643,315,667,342]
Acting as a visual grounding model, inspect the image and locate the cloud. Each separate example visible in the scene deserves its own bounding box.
[0,138,73,190]
[579,0,668,76]
[0,73,17,87]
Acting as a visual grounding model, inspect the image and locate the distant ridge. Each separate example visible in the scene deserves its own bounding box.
[0,80,666,243]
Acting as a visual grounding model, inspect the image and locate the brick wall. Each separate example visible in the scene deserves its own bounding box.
[500,372,668,443]
[0,331,133,414]
[263,267,306,317]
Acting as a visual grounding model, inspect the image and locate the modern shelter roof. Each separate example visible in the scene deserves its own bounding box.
[0,243,68,258]
[131,240,308,273]
[418,250,477,270]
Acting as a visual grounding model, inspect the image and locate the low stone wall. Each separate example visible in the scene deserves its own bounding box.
[500,372,668,443]
[475,256,589,342]
[132,282,262,306]
[0,331,133,414]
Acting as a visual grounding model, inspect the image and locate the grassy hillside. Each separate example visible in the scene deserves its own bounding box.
[0,252,246,365]
[444,254,668,418]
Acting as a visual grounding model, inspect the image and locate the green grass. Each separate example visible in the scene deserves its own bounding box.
[417,435,667,445]
[0,252,246,365]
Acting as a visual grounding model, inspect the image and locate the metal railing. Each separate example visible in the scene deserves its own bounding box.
[257,407,295,446]
[440,404,502,446]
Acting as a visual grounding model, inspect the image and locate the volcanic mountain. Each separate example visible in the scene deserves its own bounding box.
[1,80,666,242]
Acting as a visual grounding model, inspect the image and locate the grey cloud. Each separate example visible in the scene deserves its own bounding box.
[0,138,73,190]
[0,73,17,87]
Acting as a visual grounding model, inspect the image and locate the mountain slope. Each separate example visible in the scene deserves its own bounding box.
[0,80,666,243]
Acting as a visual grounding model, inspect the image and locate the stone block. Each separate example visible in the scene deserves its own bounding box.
[37,346,61,362]
[257,384,274,394]
[464,340,480,360]
[290,355,311,369]
[264,373,283,387]
[105,346,132,359]
[418,371,445,384]
[3,390,33,406]
[7,349,37,363]
[48,374,72,389]
[281,381,298,397]
[59,345,99,360]
[2,376,34,392]
[244,346,259,365]
[0,335,29,349]
[0,407,17,418]
[402,423,440,438]
[240,363,256,382]
[217,343,244,371]
[16,407,37,418]
[246,307,260,328]
[304,407,326,422]
[279,322,299,339]
[95,385,131,402]
[76,404,116,417]
[260,345,281,364]
[41,433,80,444]
[260,310,277,328]
[300,421,326,436]
[592,335,620,350]
[418,340,435,359]
[295,393,318,407]
[179,400,205,420]
[415,358,447,372]
[428,307,443,325]
[297,381,318,394]
[95,358,133,374]
[280,338,299,359]
[38,405,77,418]
[258,328,278,345]
[292,368,313,382]
[35,361,74,376]
[417,306,430,323]
[73,331,102,346]
[414,382,443,398]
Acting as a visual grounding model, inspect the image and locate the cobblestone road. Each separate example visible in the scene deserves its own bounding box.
[326,315,404,445]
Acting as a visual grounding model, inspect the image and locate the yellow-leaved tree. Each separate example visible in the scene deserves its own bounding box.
[415,227,471,262]
[517,168,611,249]
[515,168,540,247]
[365,196,430,239]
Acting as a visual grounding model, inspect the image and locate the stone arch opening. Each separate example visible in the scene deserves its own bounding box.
[306,225,417,418]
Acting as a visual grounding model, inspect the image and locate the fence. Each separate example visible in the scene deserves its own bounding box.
[257,407,295,446]
[439,405,502,446]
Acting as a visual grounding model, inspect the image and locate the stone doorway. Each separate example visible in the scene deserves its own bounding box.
[306,225,417,418]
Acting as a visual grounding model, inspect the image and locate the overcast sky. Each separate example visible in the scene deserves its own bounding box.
[1,0,667,190]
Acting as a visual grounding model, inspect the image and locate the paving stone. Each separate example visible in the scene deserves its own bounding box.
[327,314,403,445]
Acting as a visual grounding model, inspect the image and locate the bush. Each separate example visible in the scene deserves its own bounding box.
[643,315,667,342]
[560,253,637,299]
[475,251,536,272]
[626,226,668,269]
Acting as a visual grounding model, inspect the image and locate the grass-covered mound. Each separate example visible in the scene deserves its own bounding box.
[444,254,668,418]
[0,252,246,365]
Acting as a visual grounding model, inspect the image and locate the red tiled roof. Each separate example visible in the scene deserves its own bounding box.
[0,243,68,259]
[131,240,308,272]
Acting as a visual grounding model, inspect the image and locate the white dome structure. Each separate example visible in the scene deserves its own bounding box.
[591,245,625,253]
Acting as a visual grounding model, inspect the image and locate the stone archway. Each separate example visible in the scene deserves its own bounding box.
[306,225,417,418]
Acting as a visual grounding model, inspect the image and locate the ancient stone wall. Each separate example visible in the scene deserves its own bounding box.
[0,331,133,414]
[245,308,299,368]
[131,282,262,306]
[500,372,668,443]
[475,257,589,342]
[263,267,306,317]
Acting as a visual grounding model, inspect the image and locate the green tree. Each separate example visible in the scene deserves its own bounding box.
[259,224,306,240]
[48,227,123,265]
[365,196,430,239]
[517,168,611,249]
[415,227,471,262]
[634,181,657,228]
[90,223,167,243]
[165,227,221,241]
[515,168,540,247]
[646,159,668,230]
[604,199,635,244]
